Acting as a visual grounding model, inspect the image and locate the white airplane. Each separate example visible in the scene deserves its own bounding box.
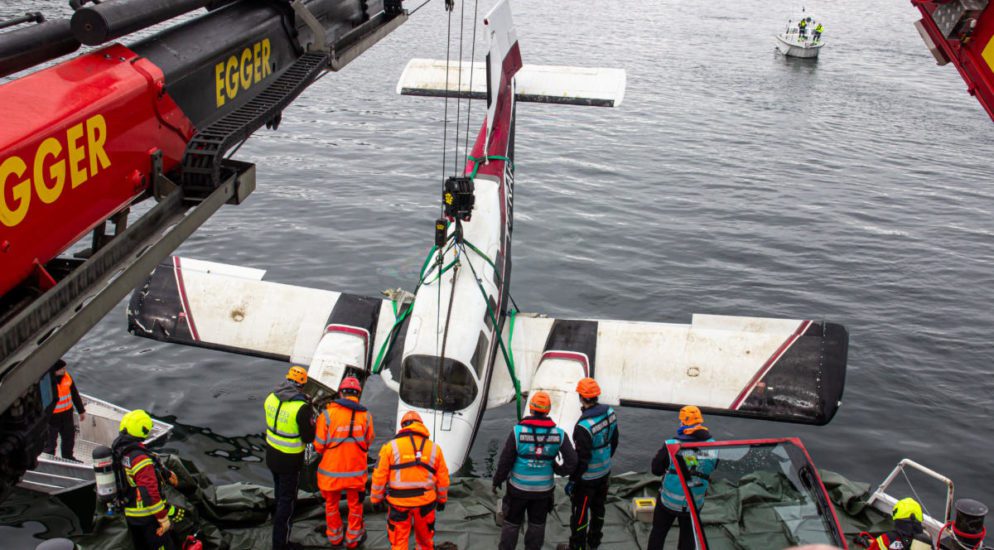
[127,0,848,473]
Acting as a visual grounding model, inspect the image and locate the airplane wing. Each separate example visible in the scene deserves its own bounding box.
[127,257,400,376]
[489,312,847,425]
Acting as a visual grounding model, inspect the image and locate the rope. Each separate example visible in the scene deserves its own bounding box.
[370,238,458,375]
[407,0,435,15]
[457,240,523,419]
[899,467,933,522]
[454,0,466,175]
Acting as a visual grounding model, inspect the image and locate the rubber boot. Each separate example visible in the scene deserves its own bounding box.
[523,521,546,550]
[498,521,521,550]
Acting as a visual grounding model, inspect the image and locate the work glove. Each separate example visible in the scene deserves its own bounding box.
[436,502,446,512]
[155,516,171,536]
[564,481,575,497]
[371,501,386,513]
[167,470,179,487]
[491,482,501,496]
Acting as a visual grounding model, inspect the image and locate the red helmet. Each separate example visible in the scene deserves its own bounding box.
[401,410,423,426]
[339,376,361,393]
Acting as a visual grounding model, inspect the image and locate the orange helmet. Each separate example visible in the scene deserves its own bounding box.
[286,365,308,385]
[339,376,362,393]
[401,410,423,426]
[529,391,552,414]
[576,377,601,399]
[679,405,703,426]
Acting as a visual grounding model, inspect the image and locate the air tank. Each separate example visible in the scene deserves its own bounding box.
[91,445,118,507]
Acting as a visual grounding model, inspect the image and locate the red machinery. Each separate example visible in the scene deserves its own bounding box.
[0,0,406,498]
[912,0,994,122]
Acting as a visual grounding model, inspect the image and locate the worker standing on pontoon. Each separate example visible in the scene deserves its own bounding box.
[113,409,179,550]
[44,359,86,460]
[370,410,450,550]
[647,406,717,550]
[567,378,619,550]
[314,376,375,548]
[264,366,316,550]
[493,391,578,550]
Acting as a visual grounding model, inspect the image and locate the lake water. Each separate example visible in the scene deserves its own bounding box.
[2,0,993,545]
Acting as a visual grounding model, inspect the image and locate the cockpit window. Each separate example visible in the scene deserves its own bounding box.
[399,355,479,411]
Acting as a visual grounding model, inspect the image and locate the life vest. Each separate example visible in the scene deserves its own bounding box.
[112,436,166,519]
[509,421,564,492]
[380,424,447,506]
[315,398,373,491]
[53,373,74,414]
[660,438,717,512]
[264,391,306,455]
[576,405,617,481]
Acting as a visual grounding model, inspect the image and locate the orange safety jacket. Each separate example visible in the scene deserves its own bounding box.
[53,372,76,414]
[314,396,375,491]
[370,421,449,508]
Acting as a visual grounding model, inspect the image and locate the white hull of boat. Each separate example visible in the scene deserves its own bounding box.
[776,34,824,58]
[18,394,173,495]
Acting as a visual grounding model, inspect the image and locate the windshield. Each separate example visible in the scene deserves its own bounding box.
[399,355,479,411]
[677,440,843,549]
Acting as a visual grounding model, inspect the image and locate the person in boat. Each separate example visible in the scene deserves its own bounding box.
[314,376,375,549]
[567,378,619,550]
[646,406,717,550]
[493,391,578,550]
[264,366,316,550]
[798,18,808,39]
[813,23,824,42]
[370,410,450,550]
[44,359,86,460]
[856,498,932,550]
[112,409,179,550]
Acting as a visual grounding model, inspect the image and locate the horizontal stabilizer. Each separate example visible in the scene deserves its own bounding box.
[397,58,626,107]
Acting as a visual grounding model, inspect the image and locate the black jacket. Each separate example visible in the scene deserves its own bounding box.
[570,403,619,483]
[494,415,577,499]
[650,428,712,476]
[265,382,316,474]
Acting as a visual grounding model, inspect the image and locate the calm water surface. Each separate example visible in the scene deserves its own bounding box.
[2,0,993,544]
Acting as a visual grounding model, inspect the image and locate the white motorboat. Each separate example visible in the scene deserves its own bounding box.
[776,17,825,58]
[17,394,172,495]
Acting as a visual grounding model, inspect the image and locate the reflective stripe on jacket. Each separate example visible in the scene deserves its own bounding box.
[113,436,168,520]
[509,423,564,492]
[264,392,306,454]
[660,438,717,512]
[370,422,449,507]
[577,406,616,481]
[53,373,74,414]
[314,397,375,491]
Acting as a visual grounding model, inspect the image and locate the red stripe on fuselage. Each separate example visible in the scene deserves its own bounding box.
[729,320,812,410]
[172,257,201,342]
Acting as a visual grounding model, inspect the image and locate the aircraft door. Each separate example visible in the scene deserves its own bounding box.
[665,437,848,549]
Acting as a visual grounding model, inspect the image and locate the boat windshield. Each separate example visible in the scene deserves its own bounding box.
[399,355,479,412]
[674,440,844,549]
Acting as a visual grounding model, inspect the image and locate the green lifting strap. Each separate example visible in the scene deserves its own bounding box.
[467,155,514,180]
[458,240,524,420]
[371,233,461,375]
